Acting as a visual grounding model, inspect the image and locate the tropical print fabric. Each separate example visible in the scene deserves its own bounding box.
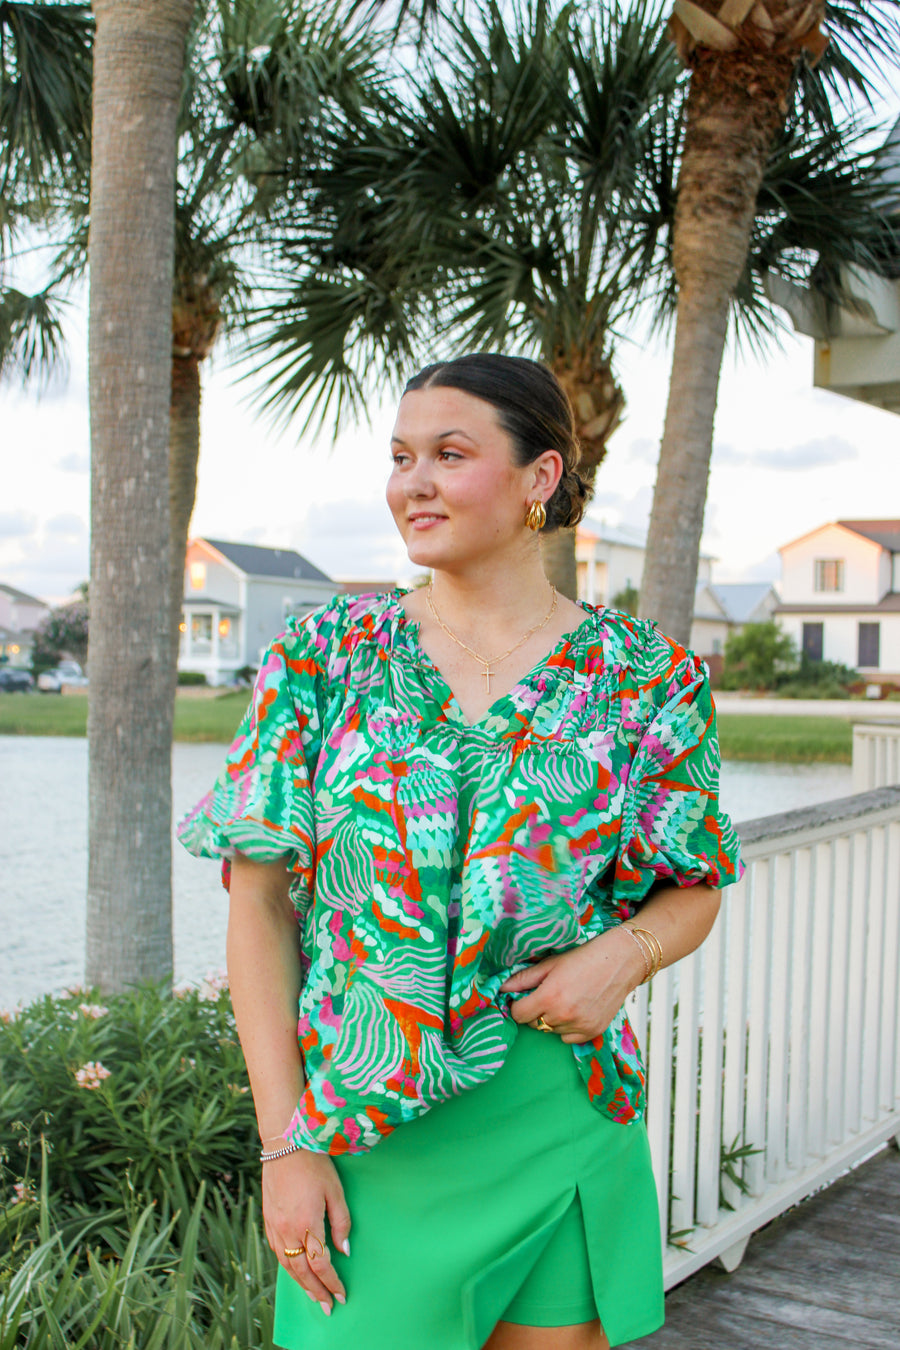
[178,591,743,1154]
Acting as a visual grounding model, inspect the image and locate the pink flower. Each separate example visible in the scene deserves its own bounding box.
[197,970,229,1002]
[12,1180,36,1203]
[74,1061,111,1089]
[78,1003,109,1020]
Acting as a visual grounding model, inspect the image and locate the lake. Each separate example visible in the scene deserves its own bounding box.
[0,737,853,1009]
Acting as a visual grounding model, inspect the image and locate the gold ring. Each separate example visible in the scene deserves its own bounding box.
[535,1016,555,1034]
[304,1230,326,1261]
[283,1245,305,1259]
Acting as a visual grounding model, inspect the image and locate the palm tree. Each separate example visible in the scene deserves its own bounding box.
[639,0,900,643]
[1,0,382,988]
[250,0,682,597]
[251,0,898,601]
[87,0,194,991]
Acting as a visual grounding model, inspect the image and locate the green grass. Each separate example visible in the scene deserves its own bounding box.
[1,695,855,762]
[716,714,852,763]
[0,692,249,742]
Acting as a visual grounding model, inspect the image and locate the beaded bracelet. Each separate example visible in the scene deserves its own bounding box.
[621,924,652,982]
[260,1141,303,1163]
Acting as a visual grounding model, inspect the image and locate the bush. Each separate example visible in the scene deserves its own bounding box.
[0,982,280,1347]
[720,621,796,691]
[0,982,257,1213]
[610,585,639,616]
[775,653,857,696]
[177,671,208,686]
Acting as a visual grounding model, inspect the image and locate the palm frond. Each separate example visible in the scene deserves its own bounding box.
[0,1,93,196]
[796,1,900,128]
[0,283,68,384]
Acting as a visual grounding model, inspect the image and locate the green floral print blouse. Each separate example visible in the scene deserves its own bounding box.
[178,591,743,1154]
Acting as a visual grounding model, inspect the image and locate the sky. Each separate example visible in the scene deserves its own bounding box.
[4,293,898,606]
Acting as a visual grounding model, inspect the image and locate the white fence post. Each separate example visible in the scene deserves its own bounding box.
[646,785,900,1290]
[852,722,900,792]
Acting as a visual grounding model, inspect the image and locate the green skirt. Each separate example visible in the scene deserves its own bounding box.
[273,1027,664,1350]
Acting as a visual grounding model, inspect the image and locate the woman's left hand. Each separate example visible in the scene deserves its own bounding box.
[499,927,646,1044]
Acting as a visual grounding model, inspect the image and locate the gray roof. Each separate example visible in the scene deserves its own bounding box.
[837,520,900,552]
[203,539,332,583]
[709,582,778,624]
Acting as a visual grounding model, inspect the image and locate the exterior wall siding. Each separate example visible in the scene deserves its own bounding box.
[780,525,884,606]
[779,612,900,678]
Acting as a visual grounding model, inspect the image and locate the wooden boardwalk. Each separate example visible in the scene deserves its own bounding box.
[622,1143,900,1350]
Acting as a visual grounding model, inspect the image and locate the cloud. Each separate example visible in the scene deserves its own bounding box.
[714,436,858,471]
[0,510,37,539]
[46,513,88,538]
[57,451,90,473]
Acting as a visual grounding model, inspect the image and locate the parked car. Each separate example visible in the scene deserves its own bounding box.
[0,668,34,692]
[37,661,89,693]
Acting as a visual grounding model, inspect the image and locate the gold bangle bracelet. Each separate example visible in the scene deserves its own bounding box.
[624,925,663,982]
[628,926,663,978]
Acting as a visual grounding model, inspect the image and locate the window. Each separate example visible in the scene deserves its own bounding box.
[802,622,824,662]
[858,623,880,669]
[814,559,844,592]
[189,561,207,591]
[191,613,213,653]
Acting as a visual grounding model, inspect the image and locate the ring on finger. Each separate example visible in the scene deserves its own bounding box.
[535,1015,556,1034]
[304,1229,326,1261]
[283,1245,305,1259]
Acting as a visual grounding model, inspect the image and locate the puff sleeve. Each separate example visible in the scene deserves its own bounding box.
[176,619,325,907]
[613,655,743,915]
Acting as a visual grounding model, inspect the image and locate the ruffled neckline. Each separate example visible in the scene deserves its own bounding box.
[377,586,606,732]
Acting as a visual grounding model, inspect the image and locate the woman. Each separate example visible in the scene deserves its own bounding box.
[179,354,743,1350]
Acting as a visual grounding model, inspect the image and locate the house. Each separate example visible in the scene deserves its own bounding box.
[765,117,900,417]
[574,518,776,666]
[0,584,51,668]
[180,538,337,685]
[775,520,900,683]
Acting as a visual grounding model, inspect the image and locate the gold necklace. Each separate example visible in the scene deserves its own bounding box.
[425,584,558,694]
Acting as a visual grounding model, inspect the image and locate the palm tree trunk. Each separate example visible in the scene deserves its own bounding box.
[86,0,194,993]
[545,345,625,600]
[169,352,201,666]
[639,45,794,645]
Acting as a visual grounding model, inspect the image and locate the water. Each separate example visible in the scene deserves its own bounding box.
[0,737,852,1009]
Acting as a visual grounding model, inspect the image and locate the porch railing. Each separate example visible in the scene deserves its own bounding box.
[625,785,900,1288]
[852,721,900,792]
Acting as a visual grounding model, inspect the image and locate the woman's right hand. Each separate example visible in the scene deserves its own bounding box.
[262,1148,351,1314]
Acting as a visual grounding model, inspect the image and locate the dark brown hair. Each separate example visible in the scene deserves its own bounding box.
[403,353,591,531]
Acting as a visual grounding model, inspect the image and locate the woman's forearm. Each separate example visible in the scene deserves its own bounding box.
[626,882,722,971]
[227,854,306,1141]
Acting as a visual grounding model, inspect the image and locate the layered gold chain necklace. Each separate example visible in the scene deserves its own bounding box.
[425,583,558,694]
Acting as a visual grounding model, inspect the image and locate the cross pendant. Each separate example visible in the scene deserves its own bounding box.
[483,666,493,693]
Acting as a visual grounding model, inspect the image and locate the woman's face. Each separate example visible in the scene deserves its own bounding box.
[387,386,558,573]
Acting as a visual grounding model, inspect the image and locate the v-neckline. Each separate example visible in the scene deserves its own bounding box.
[389,588,599,730]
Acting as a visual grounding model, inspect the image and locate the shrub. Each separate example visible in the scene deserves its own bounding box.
[0,982,257,1212]
[0,983,279,1347]
[720,621,797,691]
[775,653,857,696]
[610,585,639,616]
[177,671,208,686]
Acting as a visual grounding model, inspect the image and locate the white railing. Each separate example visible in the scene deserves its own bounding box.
[852,721,900,792]
[625,785,900,1288]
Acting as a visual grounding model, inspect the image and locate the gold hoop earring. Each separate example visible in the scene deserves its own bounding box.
[525,501,546,532]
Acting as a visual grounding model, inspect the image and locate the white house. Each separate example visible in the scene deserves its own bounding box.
[574,518,776,665]
[0,583,51,668]
[180,538,337,685]
[775,520,900,683]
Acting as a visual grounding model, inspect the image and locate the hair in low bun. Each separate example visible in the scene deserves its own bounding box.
[404,353,593,531]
